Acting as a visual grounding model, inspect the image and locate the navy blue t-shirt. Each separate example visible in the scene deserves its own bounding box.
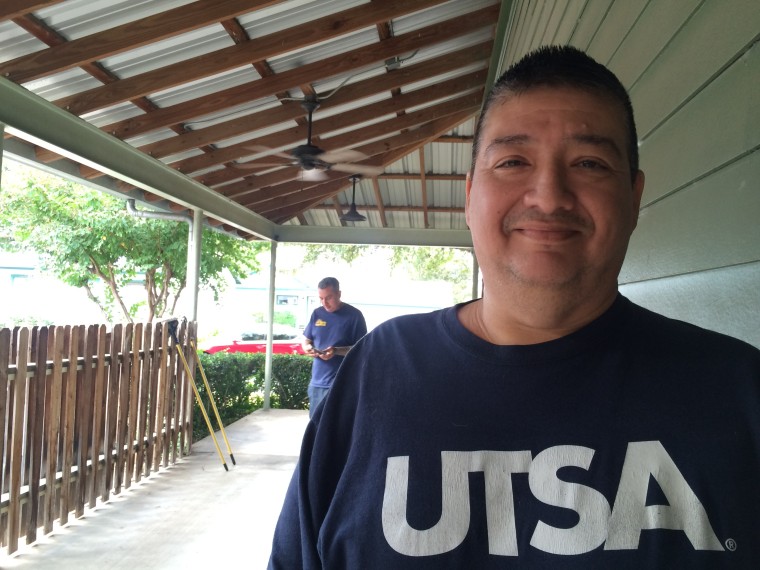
[303,302,367,388]
[270,295,760,569]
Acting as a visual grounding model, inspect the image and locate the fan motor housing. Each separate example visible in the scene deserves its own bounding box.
[292,144,324,169]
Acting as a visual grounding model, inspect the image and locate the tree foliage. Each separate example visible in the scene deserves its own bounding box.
[0,165,266,322]
[301,243,473,301]
[301,244,368,265]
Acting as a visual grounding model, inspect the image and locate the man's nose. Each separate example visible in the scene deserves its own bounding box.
[523,163,574,212]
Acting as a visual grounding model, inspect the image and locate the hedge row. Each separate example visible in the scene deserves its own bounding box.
[191,351,312,440]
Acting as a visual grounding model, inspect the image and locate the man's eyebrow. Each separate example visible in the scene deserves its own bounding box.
[569,133,623,157]
[484,133,623,158]
[484,134,530,153]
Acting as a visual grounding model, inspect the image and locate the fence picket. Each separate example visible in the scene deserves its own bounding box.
[0,322,194,556]
[165,326,178,467]
[25,327,48,545]
[59,325,80,525]
[88,325,107,507]
[145,324,160,478]
[114,324,132,494]
[7,327,30,554]
[124,323,139,490]
[180,322,190,456]
[0,328,11,546]
[152,323,167,472]
[102,325,122,502]
[135,324,151,483]
[74,325,96,518]
[42,327,65,534]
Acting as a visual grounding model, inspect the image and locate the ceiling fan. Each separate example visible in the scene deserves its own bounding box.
[239,97,383,181]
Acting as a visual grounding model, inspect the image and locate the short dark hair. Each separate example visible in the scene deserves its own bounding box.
[470,45,639,182]
[318,277,339,291]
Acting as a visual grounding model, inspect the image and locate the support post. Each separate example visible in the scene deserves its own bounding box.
[263,242,277,410]
[187,209,202,321]
[471,248,481,299]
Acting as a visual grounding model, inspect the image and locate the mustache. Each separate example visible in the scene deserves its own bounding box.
[502,209,592,232]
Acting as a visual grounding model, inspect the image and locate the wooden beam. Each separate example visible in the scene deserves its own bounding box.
[19,11,201,164]
[224,93,482,200]
[177,70,485,181]
[0,1,61,22]
[142,51,489,161]
[379,173,466,181]
[0,0,282,82]
[372,176,387,228]
[311,204,463,214]
[53,0,461,115]
[263,110,476,221]
[103,40,492,142]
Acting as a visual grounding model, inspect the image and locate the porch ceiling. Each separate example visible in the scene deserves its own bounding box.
[1,1,716,249]
[0,0,511,246]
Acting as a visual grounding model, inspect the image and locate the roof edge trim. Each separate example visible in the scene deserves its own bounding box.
[0,77,276,241]
[275,225,473,248]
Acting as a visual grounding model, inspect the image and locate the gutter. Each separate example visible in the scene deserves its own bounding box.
[125,199,201,322]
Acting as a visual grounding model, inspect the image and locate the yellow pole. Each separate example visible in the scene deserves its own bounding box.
[169,323,228,471]
[190,339,236,465]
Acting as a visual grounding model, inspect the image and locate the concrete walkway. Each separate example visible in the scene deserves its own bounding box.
[0,408,310,570]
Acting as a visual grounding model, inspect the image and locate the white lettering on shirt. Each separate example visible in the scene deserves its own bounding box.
[381,441,722,557]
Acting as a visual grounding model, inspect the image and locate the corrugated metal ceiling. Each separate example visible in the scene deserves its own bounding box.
[0,0,507,245]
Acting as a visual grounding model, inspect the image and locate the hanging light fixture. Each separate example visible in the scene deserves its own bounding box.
[340,174,367,222]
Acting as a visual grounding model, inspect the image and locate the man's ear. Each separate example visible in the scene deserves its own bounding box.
[465,172,473,227]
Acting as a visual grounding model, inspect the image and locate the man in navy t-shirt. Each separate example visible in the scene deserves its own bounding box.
[269,47,760,569]
[302,277,366,417]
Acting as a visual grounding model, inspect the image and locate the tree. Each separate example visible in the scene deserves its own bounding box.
[300,243,474,301]
[0,165,266,322]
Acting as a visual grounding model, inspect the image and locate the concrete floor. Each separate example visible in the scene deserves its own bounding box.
[0,408,310,570]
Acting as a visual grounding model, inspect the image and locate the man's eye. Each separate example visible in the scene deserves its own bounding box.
[577,159,607,170]
[496,158,525,168]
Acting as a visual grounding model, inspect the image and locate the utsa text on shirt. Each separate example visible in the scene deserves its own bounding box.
[382,441,732,557]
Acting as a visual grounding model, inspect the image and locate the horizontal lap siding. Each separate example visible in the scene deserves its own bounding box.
[617,0,759,348]
[621,262,760,349]
[622,151,760,280]
[636,43,759,208]
[498,0,760,348]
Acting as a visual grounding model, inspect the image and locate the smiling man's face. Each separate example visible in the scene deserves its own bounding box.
[466,86,644,300]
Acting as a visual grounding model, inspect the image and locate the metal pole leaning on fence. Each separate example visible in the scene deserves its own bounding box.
[167,320,228,472]
[188,338,236,465]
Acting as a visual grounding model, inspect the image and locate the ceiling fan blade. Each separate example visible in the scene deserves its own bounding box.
[244,144,293,161]
[233,160,291,169]
[317,149,367,163]
[330,163,384,177]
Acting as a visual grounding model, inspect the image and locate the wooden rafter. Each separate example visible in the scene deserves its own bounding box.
[0,0,503,232]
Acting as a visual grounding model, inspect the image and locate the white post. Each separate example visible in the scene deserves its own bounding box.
[263,241,277,410]
[471,248,481,299]
[186,208,203,322]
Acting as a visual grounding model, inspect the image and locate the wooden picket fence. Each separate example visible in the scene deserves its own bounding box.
[0,319,197,555]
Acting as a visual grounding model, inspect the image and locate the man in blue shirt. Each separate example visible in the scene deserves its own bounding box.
[302,277,366,417]
[269,46,760,569]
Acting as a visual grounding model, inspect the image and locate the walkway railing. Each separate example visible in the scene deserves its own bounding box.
[0,320,197,555]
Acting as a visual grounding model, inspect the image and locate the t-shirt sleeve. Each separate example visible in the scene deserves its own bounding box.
[353,310,367,341]
[303,311,316,342]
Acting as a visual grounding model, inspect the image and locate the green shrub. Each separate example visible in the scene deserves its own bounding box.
[270,355,310,410]
[192,351,312,440]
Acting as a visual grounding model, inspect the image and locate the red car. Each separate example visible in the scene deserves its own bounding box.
[203,325,306,355]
